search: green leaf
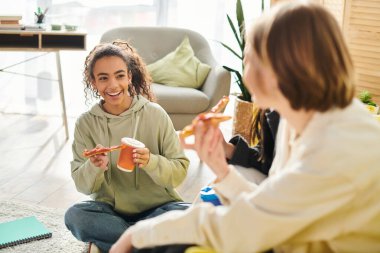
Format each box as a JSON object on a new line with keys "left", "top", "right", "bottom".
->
{"left": 219, "top": 41, "right": 243, "bottom": 60}
{"left": 236, "top": 0, "right": 245, "bottom": 53}
{"left": 223, "top": 65, "right": 239, "bottom": 73}
{"left": 220, "top": 0, "right": 265, "bottom": 102}
{"left": 359, "top": 90, "right": 377, "bottom": 106}
{"left": 227, "top": 14, "right": 242, "bottom": 49}
{"left": 223, "top": 65, "right": 251, "bottom": 101}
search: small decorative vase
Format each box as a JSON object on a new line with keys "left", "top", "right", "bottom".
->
{"left": 36, "top": 14, "right": 45, "bottom": 24}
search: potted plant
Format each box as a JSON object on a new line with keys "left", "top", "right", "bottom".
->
{"left": 220, "top": 0, "right": 263, "bottom": 142}
{"left": 34, "top": 7, "right": 48, "bottom": 24}
{"left": 359, "top": 90, "right": 379, "bottom": 115}
{"left": 221, "top": 0, "right": 251, "bottom": 101}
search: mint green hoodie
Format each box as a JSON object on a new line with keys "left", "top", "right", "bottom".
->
{"left": 71, "top": 95, "right": 189, "bottom": 215}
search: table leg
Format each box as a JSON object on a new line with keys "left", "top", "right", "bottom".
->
{"left": 55, "top": 51, "right": 69, "bottom": 140}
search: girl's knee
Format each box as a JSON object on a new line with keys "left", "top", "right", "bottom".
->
{"left": 64, "top": 203, "right": 90, "bottom": 228}
{"left": 64, "top": 205, "right": 80, "bottom": 228}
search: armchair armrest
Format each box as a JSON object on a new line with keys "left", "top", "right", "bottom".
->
{"left": 201, "top": 66, "right": 231, "bottom": 111}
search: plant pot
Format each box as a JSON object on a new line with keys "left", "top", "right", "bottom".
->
{"left": 232, "top": 96, "right": 259, "bottom": 144}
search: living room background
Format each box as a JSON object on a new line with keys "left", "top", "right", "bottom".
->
{"left": 0, "top": 0, "right": 268, "bottom": 118}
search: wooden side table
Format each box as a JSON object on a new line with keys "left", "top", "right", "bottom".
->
{"left": 0, "top": 30, "right": 87, "bottom": 140}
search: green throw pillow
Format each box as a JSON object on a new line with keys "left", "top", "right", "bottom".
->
{"left": 147, "top": 37, "right": 211, "bottom": 89}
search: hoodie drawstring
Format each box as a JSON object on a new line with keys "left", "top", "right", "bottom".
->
{"left": 100, "top": 97, "right": 142, "bottom": 189}
{"left": 104, "top": 117, "right": 112, "bottom": 184}
{"left": 133, "top": 112, "right": 140, "bottom": 190}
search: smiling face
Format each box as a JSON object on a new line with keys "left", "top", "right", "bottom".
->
{"left": 91, "top": 56, "right": 132, "bottom": 115}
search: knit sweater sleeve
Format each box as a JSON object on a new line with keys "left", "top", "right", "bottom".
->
{"left": 129, "top": 161, "right": 356, "bottom": 252}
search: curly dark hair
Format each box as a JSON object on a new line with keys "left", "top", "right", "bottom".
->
{"left": 83, "top": 40, "right": 155, "bottom": 105}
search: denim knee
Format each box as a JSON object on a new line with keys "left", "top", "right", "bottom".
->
{"left": 64, "top": 204, "right": 92, "bottom": 238}
{"left": 64, "top": 205, "right": 77, "bottom": 230}
{"left": 64, "top": 201, "right": 103, "bottom": 238}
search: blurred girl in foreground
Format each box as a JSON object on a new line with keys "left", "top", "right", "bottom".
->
{"left": 111, "top": 1, "right": 380, "bottom": 252}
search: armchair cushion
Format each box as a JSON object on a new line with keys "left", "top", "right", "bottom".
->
{"left": 147, "top": 37, "right": 211, "bottom": 89}
{"left": 152, "top": 83, "right": 209, "bottom": 114}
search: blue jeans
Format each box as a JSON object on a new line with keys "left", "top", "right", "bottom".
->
{"left": 64, "top": 201, "right": 190, "bottom": 252}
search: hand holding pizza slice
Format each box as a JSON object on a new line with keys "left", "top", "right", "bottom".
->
{"left": 179, "top": 96, "right": 231, "bottom": 139}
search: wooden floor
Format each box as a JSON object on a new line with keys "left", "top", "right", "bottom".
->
{"left": 0, "top": 109, "right": 233, "bottom": 210}
{"left": 0, "top": 115, "right": 85, "bottom": 209}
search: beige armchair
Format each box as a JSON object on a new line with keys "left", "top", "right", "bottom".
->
{"left": 100, "top": 26, "right": 231, "bottom": 130}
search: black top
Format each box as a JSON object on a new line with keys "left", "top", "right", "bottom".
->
{"left": 228, "top": 110, "right": 280, "bottom": 176}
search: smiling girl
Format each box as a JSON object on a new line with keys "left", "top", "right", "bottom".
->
{"left": 64, "top": 41, "right": 190, "bottom": 252}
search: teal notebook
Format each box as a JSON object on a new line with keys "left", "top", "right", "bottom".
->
{"left": 0, "top": 216, "right": 52, "bottom": 249}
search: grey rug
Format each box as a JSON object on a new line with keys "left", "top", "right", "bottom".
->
{"left": 0, "top": 200, "right": 87, "bottom": 253}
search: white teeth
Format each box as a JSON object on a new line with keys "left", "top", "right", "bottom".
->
{"left": 107, "top": 91, "right": 121, "bottom": 96}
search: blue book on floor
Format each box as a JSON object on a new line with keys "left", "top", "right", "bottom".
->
{"left": 0, "top": 216, "right": 52, "bottom": 249}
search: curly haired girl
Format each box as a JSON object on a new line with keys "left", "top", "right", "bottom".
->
{"left": 65, "top": 40, "right": 190, "bottom": 253}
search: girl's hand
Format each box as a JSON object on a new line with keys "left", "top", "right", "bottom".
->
{"left": 180, "top": 126, "right": 235, "bottom": 160}
{"left": 110, "top": 231, "right": 133, "bottom": 253}
{"left": 88, "top": 144, "right": 109, "bottom": 170}
{"left": 181, "top": 121, "right": 230, "bottom": 182}
{"left": 133, "top": 147, "right": 150, "bottom": 168}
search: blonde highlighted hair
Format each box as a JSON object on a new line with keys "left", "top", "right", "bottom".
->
{"left": 248, "top": 1, "right": 355, "bottom": 111}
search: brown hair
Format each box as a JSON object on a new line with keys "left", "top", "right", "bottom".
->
{"left": 249, "top": 1, "right": 354, "bottom": 111}
{"left": 83, "top": 40, "right": 155, "bottom": 104}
